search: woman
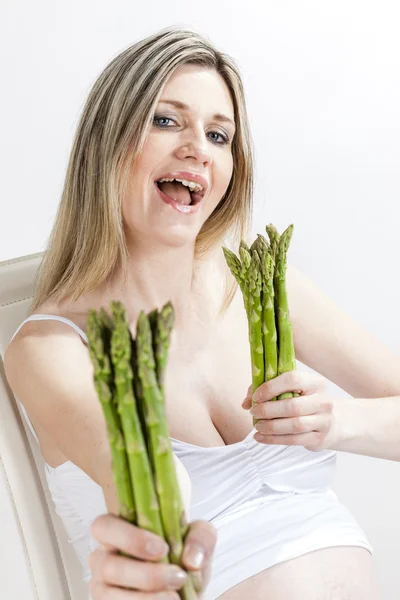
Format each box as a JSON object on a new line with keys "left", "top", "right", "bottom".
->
{"left": 5, "top": 25, "right": 400, "bottom": 599}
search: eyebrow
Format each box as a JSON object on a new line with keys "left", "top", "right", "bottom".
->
{"left": 158, "top": 99, "right": 236, "bottom": 128}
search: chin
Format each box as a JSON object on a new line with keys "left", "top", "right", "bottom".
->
{"left": 124, "top": 210, "right": 208, "bottom": 250}
{"left": 155, "top": 227, "right": 198, "bottom": 249}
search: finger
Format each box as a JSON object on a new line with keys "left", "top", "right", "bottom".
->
{"left": 93, "top": 548, "right": 188, "bottom": 592}
{"left": 90, "top": 514, "right": 169, "bottom": 562}
{"left": 253, "top": 371, "right": 325, "bottom": 403}
{"left": 241, "top": 385, "right": 253, "bottom": 409}
{"left": 90, "top": 581, "right": 180, "bottom": 600}
{"left": 254, "top": 430, "right": 313, "bottom": 446}
{"left": 241, "top": 396, "right": 252, "bottom": 410}
{"left": 254, "top": 430, "right": 326, "bottom": 452}
{"left": 250, "top": 394, "right": 330, "bottom": 420}
{"left": 181, "top": 519, "right": 217, "bottom": 573}
{"left": 255, "top": 414, "right": 324, "bottom": 436}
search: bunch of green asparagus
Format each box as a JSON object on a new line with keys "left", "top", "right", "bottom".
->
{"left": 223, "top": 223, "right": 300, "bottom": 426}
{"left": 86, "top": 301, "right": 199, "bottom": 600}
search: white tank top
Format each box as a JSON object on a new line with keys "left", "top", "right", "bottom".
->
{"left": 9, "top": 314, "right": 372, "bottom": 600}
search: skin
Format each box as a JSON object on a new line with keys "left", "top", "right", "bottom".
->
{"left": 12, "top": 65, "right": 381, "bottom": 598}
{"left": 110, "top": 62, "right": 236, "bottom": 331}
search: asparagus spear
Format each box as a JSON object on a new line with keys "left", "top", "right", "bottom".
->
{"left": 239, "top": 241, "right": 252, "bottom": 317}
{"left": 248, "top": 245, "right": 265, "bottom": 401}
{"left": 151, "top": 301, "right": 175, "bottom": 393}
{"left": 222, "top": 246, "right": 247, "bottom": 320}
{"left": 135, "top": 309, "right": 182, "bottom": 557}
{"left": 223, "top": 224, "right": 300, "bottom": 411}
{"left": 255, "top": 236, "right": 279, "bottom": 402}
{"left": 150, "top": 304, "right": 182, "bottom": 503}
{"left": 98, "top": 306, "right": 115, "bottom": 333}
{"left": 86, "top": 309, "right": 135, "bottom": 524}
{"left": 255, "top": 233, "right": 270, "bottom": 257}
{"left": 153, "top": 304, "right": 202, "bottom": 594}
{"left": 130, "top": 335, "right": 148, "bottom": 451}
{"left": 222, "top": 247, "right": 242, "bottom": 281}
{"left": 136, "top": 311, "right": 197, "bottom": 599}
{"left": 146, "top": 306, "right": 168, "bottom": 488}
{"left": 109, "top": 301, "right": 166, "bottom": 545}
{"left": 89, "top": 304, "right": 198, "bottom": 596}
{"left": 239, "top": 239, "right": 251, "bottom": 254}
{"left": 265, "top": 223, "right": 280, "bottom": 260}
{"left": 270, "top": 225, "right": 300, "bottom": 400}
{"left": 223, "top": 241, "right": 264, "bottom": 424}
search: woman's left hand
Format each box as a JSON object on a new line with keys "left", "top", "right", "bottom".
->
{"left": 242, "top": 370, "right": 341, "bottom": 452}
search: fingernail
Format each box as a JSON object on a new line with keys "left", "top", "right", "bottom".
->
{"left": 146, "top": 538, "right": 168, "bottom": 557}
{"left": 185, "top": 544, "right": 205, "bottom": 569}
{"left": 167, "top": 566, "right": 187, "bottom": 589}
{"left": 249, "top": 407, "right": 256, "bottom": 415}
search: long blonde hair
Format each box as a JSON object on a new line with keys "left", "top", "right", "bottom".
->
{"left": 30, "top": 25, "right": 255, "bottom": 315}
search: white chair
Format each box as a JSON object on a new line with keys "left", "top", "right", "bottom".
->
{"left": 0, "top": 252, "right": 88, "bottom": 600}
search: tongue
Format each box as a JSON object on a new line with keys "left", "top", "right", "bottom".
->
{"left": 158, "top": 181, "right": 192, "bottom": 205}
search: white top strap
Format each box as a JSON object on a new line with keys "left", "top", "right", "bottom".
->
{"left": 10, "top": 314, "right": 88, "bottom": 344}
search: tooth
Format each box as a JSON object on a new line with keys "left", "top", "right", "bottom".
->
{"left": 157, "top": 176, "right": 203, "bottom": 192}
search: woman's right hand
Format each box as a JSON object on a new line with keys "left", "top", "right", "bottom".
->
{"left": 88, "top": 514, "right": 217, "bottom": 599}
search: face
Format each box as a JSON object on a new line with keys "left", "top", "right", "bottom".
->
{"left": 122, "top": 64, "right": 236, "bottom": 250}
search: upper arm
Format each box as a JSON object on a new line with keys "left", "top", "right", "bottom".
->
{"left": 4, "top": 323, "right": 118, "bottom": 512}
{"left": 287, "top": 263, "right": 400, "bottom": 399}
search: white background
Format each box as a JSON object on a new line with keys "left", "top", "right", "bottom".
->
{"left": 1, "top": 1, "right": 400, "bottom": 598}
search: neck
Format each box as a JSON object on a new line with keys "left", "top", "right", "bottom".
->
{"left": 104, "top": 240, "right": 209, "bottom": 329}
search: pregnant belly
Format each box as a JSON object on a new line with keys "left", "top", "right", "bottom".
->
{"left": 215, "top": 546, "right": 376, "bottom": 600}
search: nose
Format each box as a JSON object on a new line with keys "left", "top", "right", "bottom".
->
{"left": 175, "top": 127, "right": 213, "bottom": 166}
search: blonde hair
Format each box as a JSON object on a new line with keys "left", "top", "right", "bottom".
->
{"left": 29, "top": 25, "right": 255, "bottom": 316}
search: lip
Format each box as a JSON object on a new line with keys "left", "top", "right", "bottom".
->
{"left": 154, "top": 181, "right": 202, "bottom": 214}
{"left": 155, "top": 171, "right": 209, "bottom": 197}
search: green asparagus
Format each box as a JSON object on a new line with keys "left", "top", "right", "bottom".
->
{"left": 86, "top": 310, "right": 135, "bottom": 524}
{"left": 87, "top": 302, "right": 198, "bottom": 599}
{"left": 248, "top": 244, "right": 265, "bottom": 402}
{"left": 109, "top": 302, "right": 166, "bottom": 542}
{"left": 266, "top": 225, "right": 300, "bottom": 400}
{"left": 254, "top": 236, "right": 279, "bottom": 402}
{"left": 136, "top": 310, "right": 197, "bottom": 599}
{"left": 223, "top": 222, "right": 300, "bottom": 417}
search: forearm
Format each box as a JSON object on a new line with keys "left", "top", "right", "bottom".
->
{"left": 329, "top": 395, "right": 400, "bottom": 462}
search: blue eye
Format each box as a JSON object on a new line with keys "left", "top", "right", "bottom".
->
{"left": 153, "top": 115, "right": 230, "bottom": 145}
{"left": 153, "top": 116, "right": 172, "bottom": 127}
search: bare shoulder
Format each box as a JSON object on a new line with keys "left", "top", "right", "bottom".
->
{"left": 6, "top": 303, "right": 85, "bottom": 356}
{"left": 3, "top": 305, "right": 115, "bottom": 491}
{"left": 4, "top": 306, "right": 92, "bottom": 402}
{"left": 6, "top": 290, "right": 93, "bottom": 359}
{"left": 4, "top": 296, "right": 91, "bottom": 408}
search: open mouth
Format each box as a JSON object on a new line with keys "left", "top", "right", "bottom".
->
{"left": 155, "top": 178, "right": 205, "bottom": 207}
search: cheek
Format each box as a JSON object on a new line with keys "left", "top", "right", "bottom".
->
{"left": 131, "top": 152, "right": 153, "bottom": 180}
{"left": 130, "top": 133, "right": 162, "bottom": 176}
{"left": 121, "top": 174, "right": 145, "bottom": 228}
{"left": 140, "top": 132, "right": 171, "bottom": 167}
{"left": 214, "top": 158, "right": 233, "bottom": 199}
